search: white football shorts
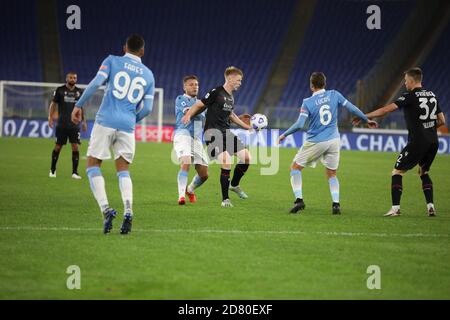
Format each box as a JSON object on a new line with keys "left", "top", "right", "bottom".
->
{"left": 173, "top": 134, "right": 208, "bottom": 166}
{"left": 293, "top": 138, "right": 340, "bottom": 170}
{"left": 87, "top": 123, "right": 135, "bottom": 163}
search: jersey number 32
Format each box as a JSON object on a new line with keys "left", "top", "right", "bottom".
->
{"left": 418, "top": 97, "right": 437, "bottom": 121}
{"left": 112, "top": 71, "right": 147, "bottom": 104}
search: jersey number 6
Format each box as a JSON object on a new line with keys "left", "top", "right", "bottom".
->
{"left": 112, "top": 71, "right": 147, "bottom": 104}
{"left": 320, "top": 105, "right": 332, "bottom": 125}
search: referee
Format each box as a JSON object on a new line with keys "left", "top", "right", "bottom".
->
{"left": 182, "top": 66, "right": 253, "bottom": 207}
{"left": 48, "top": 72, "right": 87, "bottom": 179}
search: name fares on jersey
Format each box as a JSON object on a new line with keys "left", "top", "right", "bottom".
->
{"left": 124, "top": 62, "right": 144, "bottom": 75}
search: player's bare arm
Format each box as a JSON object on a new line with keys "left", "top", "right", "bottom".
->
{"left": 352, "top": 103, "right": 397, "bottom": 126}
{"left": 366, "top": 103, "right": 398, "bottom": 119}
{"left": 230, "top": 112, "right": 251, "bottom": 130}
{"left": 71, "top": 106, "right": 83, "bottom": 125}
{"left": 365, "top": 119, "right": 379, "bottom": 128}
{"left": 189, "top": 105, "right": 206, "bottom": 117}
{"left": 238, "top": 113, "right": 251, "bottom": 125}
{"left": 81, "top": 109, "right": 88, "bottom": 132}
{"left": 352, "top": 117, "right": 380, "bottom": 128}
{"left": 48, "top": 101, "right": 57, "bottom": 128}
{"left": 437, "top": 112, "right": 446, "bottom": 128}
{"left": 182, "top": 100, "right": 205, "bottom": 124}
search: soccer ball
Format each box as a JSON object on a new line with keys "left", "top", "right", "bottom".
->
{"left": 250, "top": 113, "right": 268, "bottom": 130}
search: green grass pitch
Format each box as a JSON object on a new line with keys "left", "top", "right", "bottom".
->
{"left": 0, "top": 137, "right": 449, "bottom": 299}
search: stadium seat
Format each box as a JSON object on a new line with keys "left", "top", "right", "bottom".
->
{"left": 56, "top": 0, "right": 297, "bottom": 114}
{"left": 278, "top": 0, "right": 412, "bottom": 114}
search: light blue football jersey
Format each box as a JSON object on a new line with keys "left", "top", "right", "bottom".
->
{"left": 174, "top": 94, "right": 205, "bottom": 138}
{"left": 301, "top": 89, "right": 350, "bottom": 143}
{"left": 95, "top": 53, "right": 155, "bottom": 133}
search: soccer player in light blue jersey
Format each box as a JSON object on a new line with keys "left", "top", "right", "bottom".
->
{"left": 71, "top": 35, "right": 155, "bottom": 234}
{"left": 278, "top": 72, "right": 377, "bottom": 214}
{"left": 173, "top": 75, "right": 209, "bottom": 205}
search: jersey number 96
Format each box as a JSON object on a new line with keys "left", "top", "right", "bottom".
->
{"left": 112, "top": 71, "right": 147, "bottom": 104}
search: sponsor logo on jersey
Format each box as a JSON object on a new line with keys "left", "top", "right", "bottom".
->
{"left": 223, "top": 103, "right": 233, "bottom": 111}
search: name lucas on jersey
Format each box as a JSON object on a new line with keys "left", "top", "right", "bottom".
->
{"left": 124, "top": 62, "right": 143, "bottom": 75}
{"left": 315, "top": 96, "right": 330, "bottom": 105}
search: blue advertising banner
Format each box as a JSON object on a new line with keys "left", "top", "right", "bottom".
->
{"left": 231, "top": 128, "right": 450, "bottom": 154}
{"left": 2, "top": 118, "right": 450, "bottom": 154}
{"left": 2, "top": 118, "right": 92, "bottom": 140}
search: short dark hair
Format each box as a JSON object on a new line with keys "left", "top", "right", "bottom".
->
{"left": 310, "top": 72, "right": 326, "bottom": 89}
{"left": 66, "top": 71, "right": 77, "bottom": 76}
{"left": 405, "top": 67, "right": 423, "bottom": 83}
{"left": 126, "top": 34, "right": 145, "bottom": 53}
{"left": 183, "top": 75, "right": 199, "bottom": 83}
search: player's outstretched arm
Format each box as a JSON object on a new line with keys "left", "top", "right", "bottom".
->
{"left": 278, "top": 112, "right": 308, "bottom": 144}
{"left": 335, "top": 91, "right": 375, "bottom": 127}
{"left": 71, "top": 74, "right": 107, "bottom": 124}
{"left": 189, "top": 103, "right": 206, "bottom": 118}
{"left": 352, "top": 117, "right": 379, "bottom": 128}
{"left": 182, "top": 101, "right": 205, "bottom": 124}
{"left": 230, "top": 112, "right": 252, "bottom": 130}
{"left": 352, "top": 103, "right": 397, "bottom": 127}
{"left": 351, "top": 116, "right": 378, "bottom": 128}
{"left": 75, "top": 74, "right": 107, "bottom": 109}
{"left": 365, "top": 103, "right": 398, "bottom": 119}
{"left": 366, "top": 119, "right": 379, "bottom": 128}
{"left": 342, "top": 100, "right": 369, "bottom": 123}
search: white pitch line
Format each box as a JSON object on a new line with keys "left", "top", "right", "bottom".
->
{"left": 0, "top": 226, "right": 448, "bottom": 238}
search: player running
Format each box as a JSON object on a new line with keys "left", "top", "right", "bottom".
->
{"left": 71, "top": 35, "right": 155, "bottom": 234}
{"left": 173, "top": 75, "right": 209, "bottom": 205}
{"left": 353, "top": 67, "right": 446, "bottom": 217}
{"left": 182, "top": 66, "right": 252, "bottom": 208}
{"left": 48, "top": 72, "right": 87, "bottom": 179}
{"left": 278, "top": 72, "right": 377, "bottom": 214}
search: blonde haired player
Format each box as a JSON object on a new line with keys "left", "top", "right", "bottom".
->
{"left": 182, "top": 67, "right": 252, "bottom": 208}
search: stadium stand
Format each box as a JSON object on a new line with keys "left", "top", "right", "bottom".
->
{"left": 1, "top": 0, "right": 448, "bottom": 131}
{"left": 56, "top": 0, "right": 296, "bottom": 113}
{"left": 421, "top": 22, "right": 450, "bottom": 123}
{"left": 275, "top": 0, "right": 413, "bottom": 122}
{"left": 0, "top": 0, "right": 42, "bottom": 81}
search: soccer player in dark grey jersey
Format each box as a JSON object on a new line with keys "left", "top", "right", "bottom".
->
{"left": 48, "top": 72, "right": 87, "bottom": 179}
{"left": 182, "top": 67, "right": 253, "bottom": 208}
{"left": 354, "top": 68, "right": 446, "bottom": 217}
